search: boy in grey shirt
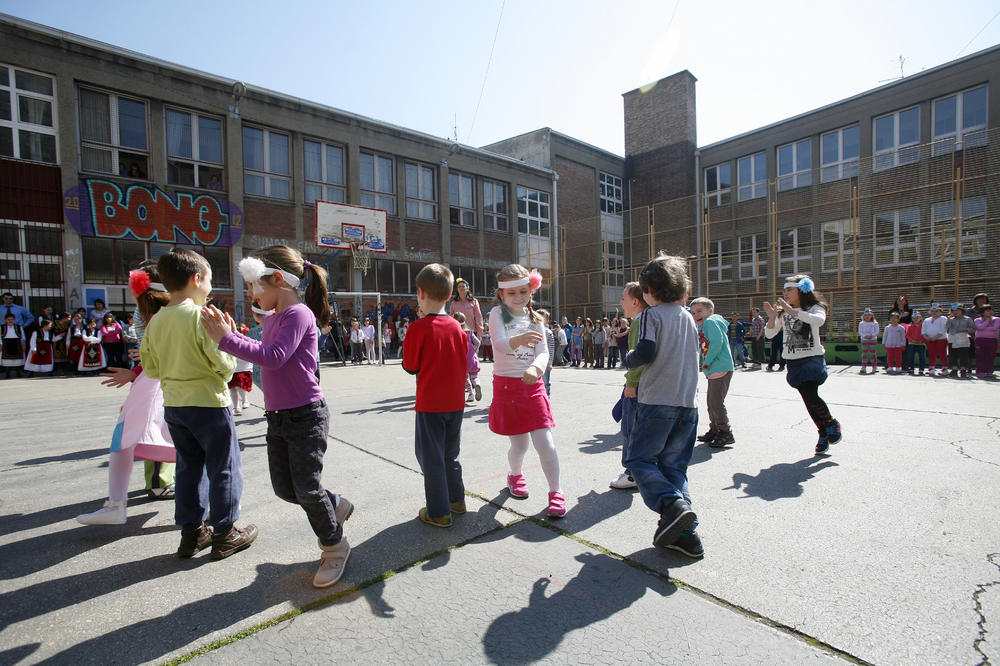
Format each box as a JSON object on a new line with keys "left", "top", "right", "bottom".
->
{"left": 947, "top": 304, "right": 974, "bottom": 377}
{"left": 622, "top": 253, "right": 703, "bottom": 558}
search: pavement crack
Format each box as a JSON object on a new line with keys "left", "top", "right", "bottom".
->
{"left": 972, "top": 552, "right": 1000, "bottom": 665}
{"left": 945, "top": 440, "right": 1000, "bottom": 469}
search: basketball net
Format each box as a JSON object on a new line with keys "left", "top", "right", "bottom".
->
{"left": 351, "top": 242, "right": 373, "bottom": 276}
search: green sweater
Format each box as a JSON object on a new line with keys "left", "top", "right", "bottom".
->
{"left": 624, "top": 317, "right": 645, "bottom": 388}
{"left": 140, "top": 299, "right": 235, "bottom": 407}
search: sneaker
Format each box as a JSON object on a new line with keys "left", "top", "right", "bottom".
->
{"left": 709, "top": 431, "right": 735, "bottom": 448}
{"left": 313, "top": 538, "right": 350, "bottom": 588}
{"left": 177, "top": 523, "right": 212, "bottom": 558}
{"left": 474, "top": 384, "right": 482, "bottom": 401}
{"left": 826, "top": 419, "right": 842, "bottom": 445}
{"left": 242, "top": 400, "right": 250, "bottom": 409}
{"left": 147, "top": 484, "right": 175, "bottom": 500}
{"left": 334, "top": 496, "right": 354, "bottom": 526}
{"left": 418, "top": 507, "right": 452, "bottom": 528}
{"left": 609, "top": 471, "right": 637, "bottom": 489}
{"left": 666, "top": 531, "right": 704, "bottom": 558}
{"left": 507, "top": 473, "right": 529, "bottom": 498}
{"left": 211, "top": 523, "right": 259, "bottom": 560}
{"left": 696, "top": 428, "right": 717, "bottom": 443}
{"left": 76, "top": 500, "right": 126, "bottom": 526}
{"left": 653, "top": 498, "right": 697, "bottom": 548}
{"left": 815, "top": 435, "right": 830, "bottom": 454}
{"left": 547, "top": 491, "right": 567, "bottom": 518}
{"left": 233, "top": 407, "right": 242, "bottom": 416}
{"left": 450, "top": 500, "right": 467, "bottom": 515}
{"left": 466, "top": 393, "right": 474, "bottom": 403}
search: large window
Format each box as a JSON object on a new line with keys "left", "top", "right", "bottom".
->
{"left": 777, "top": 139, "right": 811, "bottom": 191}
{"left": 874, "top": 107, "right": 920, "bottom": 171}
{"left": 405, "top": 162, "right": 437, "bottom": 221}
{"left": 737, "top": 152, "right": 766, "bottom": 201}
{"left": 779, "top": 226, "right": 812, "bottom": 275}
{"left": 931, "top": 197, "right": 986, "bottom": 261}
{"left": 79, "top": 87, "right": 148, "bottom": 178}
{"left": 483, "top": 180, "right": 507, "bottom": 231}
{"left": 166, "top": 108, "right": 224, "bottom": 189}
{"left": 242, "top": 126, "right": 290, "bottom": 199}
{"left": 83, "top": 239, "right": 232, "bottom": 288}
{"left": 449, "top": 172, "right": 475, "bottom": 227}
{"left": 604, "top": 239, "right": 624, "bottom": 287}
{"left": 600, "top": 172, "right": 623, "bottom": 214}
{"left": 704, "top": 163, "right": 731, "bottom": 206}
{"left": 933, "top": 85, "right": 988, "bottom": 155}
{"left": 374, "top": 260, "right": 415, "bottom": 294}
{"left": 738, "top": 233, "right": 767, "bottom": 279}
{"left": 452, "top": 265, "right": 491, "bottom": 297}
{"left": 304, "top": 140, "right": 345, "bottom": 205}
{"left": 516, "top": 187, "right": 550, "bottom": 237}
{"left": 360, "top": 151, "right": 396, "bottom": 214}
{"left": 820, "top": 125, "right": 859, "bottom": 183}
{"left": 0, "top": 65, "right": 57, "bottom": 163}
{"left": 708, "top": 239, "right": 733, "bottom": 283}
{"left": 820, "top": 220, "right": 858, "bottom": 273}
{"left": 874, "top": 209, "right": 919, "bottom": 267}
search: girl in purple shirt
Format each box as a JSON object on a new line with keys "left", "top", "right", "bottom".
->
{"left": 201, "top": 245, "right": 352, "bottom": 589}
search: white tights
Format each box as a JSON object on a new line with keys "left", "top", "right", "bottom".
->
{"left": 108, "top": 447, "right": 135, "bottom": 503}
{"left": 229, "top": 387, "right": 247, "bottom": 408}
{"left": 507, "top": 428, "right": 561, "bottom": 492}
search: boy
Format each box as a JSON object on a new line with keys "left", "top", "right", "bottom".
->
{"left": 947, "top": 304, "right": 974, "bottom": 377}
{"left": 141, "top": 248, "right": 257, "bottom": 560}
{"left": 689, "top": 298, "right": 736, "bottom": 448}
{"left": 610, "top": 282, "right": 648, "bottom": 490}
{"left": 403, "top": 263, "right": 469, "bottom": 528}
{"left": 749, "top": 307, "right": 766, "bottom": 368}
{"left": 727, "top": 312, "right": 747, "bottom": 368}
{"left": 622, "top": 255, "right": 703, "bottom": 558}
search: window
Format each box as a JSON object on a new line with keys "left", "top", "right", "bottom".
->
{"left": 405, "top": 162, "right": 437, "bottom": 220}
{"left": 166, "top": 108, "right": 224, "bottom": 189}
{"left": 304, "top": 139, "right": 345, "bottom": 205}
{"left": 933, "top": 85, "right": 988, "bottom": 155}
{"left": 242, "top": 126, "right": 290, "bottom": 199}
{"left": 83, "top": 239, "right": 231, "bottom": 287}
{"left": 483, "top": 180, "right": 507, "bottom": 231}
{"left": 0, "top": 65, "right": 57, "bottom": 163}
{"left": 820, "top": 220, "right": 858, "bottom": 273}
{"left": 704, "top": 163, "right": 731, "bottom": 206}
{"left": 779, "top": 226, "right": 813, "bottom": 275}
{"left": 737, "top": 152, "right": 766, "bottom": 201}
{"left": 372, "top": 260, "right": 414, "bottom": 293}
{"left": 604, "top": 239, "right": 624, "bottom": 287}
{"left": 874, "top": 209, "right": 919, "bottom": 267}
{"left": 708, "top": 239, "right": 733, "bottom": 283}
{"left": 449, "top": 172, "right": 475, "bottom": 227}
{"left": 738, "top": 234, "right": 768, "bottom": 279}
{"left": 516, "top": 186, "right": 550, "bottom": 237}
{"left": 931, "top": 197, "right": 986, "bottom": 261}
{"left": 599, "top": 172, "right": 623, "bottom": 214}
{"left": 452, "top": 265, "right": 489, "bottom": 297}
{"left": 79, "top": 87, "right": 148, "bottom": 177}
{"left": 874, "top": 107, "right": 920, "bottom": 171}
{"left": 360, "top": 151, "right": 396, "bottom": 214}
{"left": 777, "top": 140, "right": 811, "bottom": 191}
{"left": 820, "top": 125, "right": 859, "bottom": 182}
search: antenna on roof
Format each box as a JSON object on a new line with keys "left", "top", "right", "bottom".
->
{"left": 878, "top": 56, "right": 906, "bottom": 83}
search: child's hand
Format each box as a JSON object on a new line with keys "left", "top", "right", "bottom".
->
{"left": 127, "top": 348, "right": 142, "bottom": 363}
{"left": 100, "top": 367, "right": 137, "bottom": 388}
{"left": 510, "top": 331, "right": 543, "bottom": 349}
{"left": 522, "top": 366, "right": 542, "bottom": 385}
{"left": 763, "top": 301, "right": 777, "bottom": 319}
{"left": 776, "top": 297, "right": 796, "bottom": 314}
{"left": 200, "top": 305, "right": 234, "bottom": 342}
{"left": 623, "top": 386, "right": 637, "bottom": 398}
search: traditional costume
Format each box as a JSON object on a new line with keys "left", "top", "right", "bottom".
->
{"left": 52, "top": 318, "right": 71, "bottom": 370}
{"left": 24, "top": 328, "right": 63, "bottom": 373}
{"left": 2, "top": 323, "right": 26, "bottom": 373}
{"left": 77, "top": 328, "right": 106, "bottom": 372}
{"left": 67, "top": 323, "right": 86, "bottom": 367}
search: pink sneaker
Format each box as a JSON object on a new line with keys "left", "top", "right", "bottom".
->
{"left": 547, "top": 491, "right": 566, "bottom": 518}
{"left": 507, "top": 474, "right": 529, "bottom": 498}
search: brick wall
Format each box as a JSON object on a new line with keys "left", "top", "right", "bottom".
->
{"left": 484, "top": 232, "right": 512, "bottom": 262}
{"left": 451, "top": 226, "right": 479, "bottom": 258}
{"left": 405, "top": 221, "right": 440, "bottom": 254}
{"left": 244, "top": 199, "right": 296, "bottom": 240}
{"left": 623, "top": 71, "right": 697, "bottom": 157}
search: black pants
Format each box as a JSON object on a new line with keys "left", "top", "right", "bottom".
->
{"left": 415, "top": 410, "right": 465, "bottom": 519}
{"left": 950, "top": 347, "right": 971, "bottom": 370}
{"left": 768, "top": 332, "right": 784, "bottom": 369}
{"left": 796, "top": 381, "right": 834, "bottom": 434}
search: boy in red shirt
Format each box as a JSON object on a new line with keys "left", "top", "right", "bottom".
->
{"left": 403, "top": 264, "right": 469, "bottom": 527}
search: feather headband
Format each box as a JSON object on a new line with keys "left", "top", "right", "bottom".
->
{"left": 128, "top": 270, "right": 167, "bottom": 298}
{"left": 238, "top": 256, "right": 300, "bottom": 288}
{"left": 498, "top": 269, "right": 544, "bottom": 292}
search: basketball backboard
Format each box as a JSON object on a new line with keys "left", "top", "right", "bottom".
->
{"left": 315, "top": 201, "right": 387, "bottom": 253}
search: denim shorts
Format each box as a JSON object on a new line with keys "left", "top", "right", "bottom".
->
{"left": 785, "top": 355, "right": 827, "bottom": 388}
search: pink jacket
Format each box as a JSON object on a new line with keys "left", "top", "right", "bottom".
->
{"left": 449, "top": 298, "right": 484, "bottom": 338}
{"left": 974, "top": 317, "right": 1000, "bottom": 340}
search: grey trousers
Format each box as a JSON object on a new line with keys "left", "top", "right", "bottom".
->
{"left": 706, "top": 371, "right": 733, "bottom": 433}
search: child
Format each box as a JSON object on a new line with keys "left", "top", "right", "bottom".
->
{"left": 764, "top": 274, "right": 841, "bottom": 454}
{"left": 607, "top": 318, "right": 620, "bottom": 368}
{"left": 203, "top": 247, "right": 352, "bottom": 586}
{"left": 570, "top": 317, "right": 584, "bottom": 367}
{"left": 362, "top": 316, "right": 376, "bottom": 363}
{"left": 621, "top": 254, "right": 702, "bottom": 557}
{"left": 537, "top": 309, "right": 555, "bottom": 395}
{"left": 382, "top": 321, "right": 393, "bottom": 360}
{"left": 727, "top": 313, "right": 747, "bottom": 368}
{"left": 582, "top": 318, "right": 595, "bottom": 368}
{"left": 402, "top": 263, "right": 469, "bottom": 528}
{"left": 688, "top": 297, "right": 736, "bottom": 448}
{"left": 141, "top": 248, "right": 257, "bottom": 561}
{"left": 857, "top": 308, "right": 880, "bottom": 374}
{"left": 452, "top": 311, "right": 482, "bottom": 402}
{"left": 481, "top": 323, "right": 494, "bottom": 362}
{"left": 396, "top": 317, "right": 408, "bottom": 359}
{"left": 100, "top": 312, "right": 126, "bottom": 369}
{"left": 66, "top": 313, "right": 86, "bottom": 372}
{"left": 123, "top": 312, "right": 139, "bottom": 367}
{"left": 78, "top": 319, "right": 106, "bottom": 372}
{"left": 905, "top": 311, "right": 928, "bottom": 375}
{"left": 488, "top": 264, "right": 564, "bottom": 518}
{"left": 228, "top": 353, "right": 253, "bottom": 415}
{"left": 947, "top": 305, "right": 974, "bottom": 377}
{"left": 882, "top": 312, "right": 907, "bottom": 374}
{"left": 1, "top": 313, "right": 25, "bottom": 378}
{"left": 553, "top": 323, "right": 566, "bottom": 367}
{"left": 609, "top": 283, "right": 647, "bottom": 490}
{"left": 349, "top": 318, "right": 365, "bottom": 364}
{"left": 593, "top": 319, "right": 606, "bottom": 369}
{"left": 749, "top": 308, "right": 766, "bottom": 368}
{"left": 974, "top": 305, "right": 999, "bottom": 378}
{"left": 924, "top": 304, "right": 949, "bottom": 376}
{"left": 24, "top": 318, "right": 63, "bottom": 376}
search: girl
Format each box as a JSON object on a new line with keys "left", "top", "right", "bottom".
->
{"left": 1, "top": 312, "right": 25, "bottom": 378}
{"left": 905, "top": 312, "right": 928, "bottom": 375}
{"left": 123, "top": 312, "right": 139, "bottom": 368}
{"left": 450, "top": 277, "right": 484, "bottom": 338}
{"left": 362, "top": 316, "right": 376, "bottom": 364}
{"left": 488, "top": 264, "right": 564, "bottom": 518}
{"left": 601, "top": 318, "right": 612, "bottom": 368}
{"left": 349, "top": 318, "right": 365, "bottom": 364}
{"left": 24, "top": 318, "right": 62, "bottom": 376}
{"left": 77, "top": 265, "right": 177, "bottom": 525}
{"left": 974, "top": 305, "right": 999, "bottom": 378}
{"left": 764, "top": 275, "right": 842, "bottom": 454}
{"left": 66, "top": 312, "right": 86, "bottom": 372}
{"left": 570, "top": 317, "right": 584, "bottom": 367}
{"left": 100, "top": 312, "right": 125, "bottom": 368}
{"left": 616, "top": 317, "right": 630, "bottom": 367}
{"left": 582, "top": 318, "right": 595, "bottom": 368}
{"left": 382, "top": 320, "right": 393, "bottom": 360}
{"left": 481, "top": 323, "right": 493, "bottom": 362}
{"left": 857, "top": 308, "right": 879, "bottom": 374}
{"left": 923, "top": 304, "right": 949, "bottom": 376}
{"left": 593, "top": 319, "right": 606, "bottom": 368}
{"left": 396, "top": 317, "right": 408, "bottom": 359}
{"left": 453, "top": 312, "right": 482, "bottom": 402}
{"left": 882, "top": 312, "right": 907, "bottom": 374}
{"left": 229, "top": 353, "right": 253, "bottom": 416}
{"left": 202, "top": 246, "right": 353, "bottom": 589}
{"left": 78, "top": 319, "right": 106, "bottom": 372}
{"left": 608, "top": 317, "right": 621, "bottom": 368}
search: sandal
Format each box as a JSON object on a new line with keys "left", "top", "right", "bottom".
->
{"left": 507, "top": 474, "right": 529, "bottom": 499}
{"left": 547, "top": 491, "right": 566, "bottom": 518}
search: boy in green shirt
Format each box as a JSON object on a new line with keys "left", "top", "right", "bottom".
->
{"left": 610, "top": 282, "right": 648, "bottom": 490}
{"left": 141, "top": 248, "right": 257, "bottom": 560}
{"left": 689, "top": 297, "right": 736, "bottom": 448}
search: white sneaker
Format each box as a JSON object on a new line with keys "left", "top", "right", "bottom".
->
{"left": 609, "top": 471, "right": 637, "bottom": 489}
{"left": 76, "top": 500, "right": 126, "bottom": 525}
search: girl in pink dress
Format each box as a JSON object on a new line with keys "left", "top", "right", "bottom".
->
{"left": 449, "top": 278, "right": 484, "bottom": 338}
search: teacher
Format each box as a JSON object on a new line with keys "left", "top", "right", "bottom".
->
{"left": 449, "top": 278, "right": 483, "bottom": 338}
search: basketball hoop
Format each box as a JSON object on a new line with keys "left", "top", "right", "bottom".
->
{"left": 351, "top": 242, "right": 373, "bottom": 276}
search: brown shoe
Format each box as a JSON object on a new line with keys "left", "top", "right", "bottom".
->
{"left": 449, "top": 500, "right": 467, "bottom": 515}
{"left": 313, "top": 538, "right": 351, "bottom": 588}
{"left": 211, "top": 523, "right": 259, "bottom": 560}
{"left": 177, "top": 523, "right": 212, "bottom": 559}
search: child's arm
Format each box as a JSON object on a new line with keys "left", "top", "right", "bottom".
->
{"left": 488, "top": 307, "right": 542, "bottom": 354}
{"left": 623, "top": 310, "right": 655, "bottom": 369}
{"left": 469, "top": 332, "right": 481, "bottom": 352}
{"left": 763, "top": 302, "right": 783, "bottom": 338}
{"left": 214, "top": 308, "right": 306, "bottom": 370}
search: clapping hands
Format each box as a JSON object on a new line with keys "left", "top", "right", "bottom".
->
{"left": 200, "top": 304, "right": 237, "bottom": 342}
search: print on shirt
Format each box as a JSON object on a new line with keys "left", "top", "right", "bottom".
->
{"left": 504, "top": 318, "right": 535, "bottom": 363}
{"left": 784, "top": 314, "right": 814, "bottom": 354}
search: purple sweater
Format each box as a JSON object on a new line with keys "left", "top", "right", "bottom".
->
{"left": 218, "top": 303, "right": 323, "bottom": 411}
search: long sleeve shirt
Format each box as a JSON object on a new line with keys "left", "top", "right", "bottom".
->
{"left": 488, "top": 306, "right": 548, "bottom": 378}
{"left": 882, "top": 324, "right": 907, "bottom": 348}
{"left": 858, "top": 320, "right": 880, "bottom": 341}
{"left": 449, "top": 298, "right": 484, "bottom": 338}
{"left": 946, "top": 316, "right": 974, "bottom": 348}
{"left": 974, "top": 317, "right": 1000, "bottom": 341}
{"left": 764, "top": 304, "right": 827, "bottom": 360}
{"left": 921, "top": 315, "right": 948, "bottom": 341}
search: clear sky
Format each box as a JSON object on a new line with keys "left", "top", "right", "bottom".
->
{"left": 2, "top": 0, "right": 999, "bottom": 155}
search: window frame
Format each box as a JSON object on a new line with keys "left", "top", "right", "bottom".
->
{"left": 603, "top": 238, "right": 625, "bottom": 288}
{"left": 778, "top": 225, "right": 813, "bottom": 275}
{"left": 516, "top": 186, "right": 551, "bottom": 238}
{"left": 78, "top": 86, "right": 149, "bottom": 178}
{"left": 0, "top": 64, "right": 58, "bottom": 164}
{"left": 873, "top": 208, "right": 920, "bottom": 267}
{"left": 448, "top": 171, "right": 476, "bottom": 227}
{"left": 404, "top": 161, "right": 437, "bottom": 221}
{"left": 932, "top": 85, "right": 988, "bottom": 155}
{"left": 820, "top": 124, "right": 860, "bottom": 183}
{"left": 359, "top": 150, "right": 396, "bottom": 215}
{"left": 483, "top": 179, "right": 508, "bottom": 232}
{"left": 165, "top": 106, "right": 225, "bottom": 190}
{"left": 704, "top": 163, "right": 732, "bottom": 207}
{"left": 777, "top": 139, "right": 811, "bottom": 191}
{"left": 242, "top": 125, "right": 291, "bottom": 200}
{"left": 873, "top": 106, "right": 920, "bottom": 172}
{"left": 820, "top": 219, "right": 858, "bottom": 273}
{"left": 599, "top": 172, "right": 623, "bottom": 214}
{"left": 707, "top": 238, "right": 733, "bottom": 284}
{"left": 930, "top": 197, "right": 987, "bottom": 261}
{"left": 738, "top": 233, "right": 768, "bottom": 280}
{"left": 303, "top": 138, "right": 346, "bottom": 206}
{"left": 737, "top": 152, "right": 767, "bottom": 202}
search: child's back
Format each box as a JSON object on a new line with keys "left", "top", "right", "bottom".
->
{"left": 636, "top": 304, "right": 699, "bottom": 408}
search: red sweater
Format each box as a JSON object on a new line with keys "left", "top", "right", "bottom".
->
{"left": 402, "top": 314, "right": 468, "bottom": 412}
{"left": 904, "top": 322, "right": 925, "bottom": 345}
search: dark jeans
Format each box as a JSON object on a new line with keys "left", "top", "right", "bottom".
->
{"left": 103, "top": 341, "right": 125, "bottom": 368}
{"left": 768, "top": 332, "right": 784, "bottom": 369}
{"left": 905, "top": 343, "right": 927, "bottom": 372}
{"left": 751, "top": 337, "right": 765, "bottom": 364}
{"left": 164, "top": 406, "right": 243, "bottom": 531}
{"left": 620, "top": 394, "right": 638, "bottom": 469}
{"left": 609, "top": 345, "right": 620, "bottom": 367}
{"left": 950, "top": 346, "right": 970, "bottom": 370}
{"left": 414, "top": 410, "right": 465, "bottom": 519}
{"left": 795, "top": 381, "right": 834, "bottom": 435}
{"left": 265, "top": 399, "right": 342, "bottom": 546}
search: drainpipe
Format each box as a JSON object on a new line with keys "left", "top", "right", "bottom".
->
{"left": 694, "top": 149, "right": 703, "bottom": 294}
{"left": 551, "top": 171, "right": 560, "bottom": 318}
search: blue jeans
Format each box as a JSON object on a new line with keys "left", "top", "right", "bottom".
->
{"left": 624, "top": 403, "right": 697, "bottom": 528}
{"left": 620, "top": 394, "right": 638, "bottom": 469}
{"left": 164, "top": 406, "right": 244, "bottom": 531}
{"left": 729, "top": 339, "right": 747, "bottom": 365}
{"left": 608, "top": 346, "right": 620, "bottom": 366}
{"left": 905, "top": 343, "right": 927, "bottom": 372}
{"left": 414, "top": 410, "right": 465, "bottom": 519}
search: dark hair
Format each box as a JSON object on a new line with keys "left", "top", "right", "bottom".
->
{"left": 254, "top": 246, "right": 330, "bottom": 326}
{"left": 94, "top": 299, "right": 105, "bottom": 307}
{"left": 455, "top": 278, "right": 476, "bottom": 302}
{"left": 2, "top": 292, "right": 11, "bottom": 298}
{"left": 416, "top": 263, "right": 454, "bottom": 302}
{"left": 158, "top": 248, "right": 211, "bottom": 292}
{"left": 103, "top": 312, "right": 115, "bottom": 322}
{"left": 39, "top": 318, "right": 52, "bottom": 328}
{"left": 786, "top": 274, "right": 828, "bottom": 311}
{"left": 638, "top": 253, "right": 690, "bottom": 304}
{"left": 536, "top": 308, "right": 551, "bottom": 321}
{"left": 134, "top": 259, "right": 171, "bottom": 323}
{"left": 973, "top": 292, "right": 989, "bottom": 306}
{"left": 494, "top": 264, "right": 543, "bottom": 323}
{"left": 4, "top": 313, "right": 14, "bottom": 320}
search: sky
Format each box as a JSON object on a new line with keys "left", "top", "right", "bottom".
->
{"left": 2, "top": 0, "right": 999, "bottom": 155}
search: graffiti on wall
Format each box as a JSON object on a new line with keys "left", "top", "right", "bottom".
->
{"left": 64, "top": 179, "right": 244, "bottom": 247}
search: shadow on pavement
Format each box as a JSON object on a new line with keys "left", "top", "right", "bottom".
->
{"left": 16, "top": 448, "right": 108, "bottom": 466}
{"left": 0, "top": 491, "right": 149, "bottom": 537}
{"left": 577, "top": 432, "right": 620, "bottom": 455}
{"left": 724, "top": 457, "right": 839, "bottom": 501}
{"left": 476, "top": 488, "right": 634, "bottom": 544}
{"left": 341, "top": 395, "right": 414, "bottom": 416}
{"left": 0, "top": 642, "right": 40, "bottom": 664}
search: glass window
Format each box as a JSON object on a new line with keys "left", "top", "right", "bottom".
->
{"left": 599, "top": 172, "right": 623, "bottom": 214}
{"left": 242, "top": 126, "right": 290, "bottom": 199}
{"left": 167, "top": 108, "right": 224, "bottom": 190}
{"left": 405, "top": 162, "right": 436, "bottom": 221}
{"left": 820, "top": 220, "right": 858, "bottom": 273}
{"left": 874, "top": 209, "right": 920, "bottom": 267}
{"left": 873, "top": 107, "right": 920, "bottom": 171}
{"left": 303, "top": 139, "right": 346, "bottom": 205}
{"left": 704, "top": 163, "right": 731, "bottom": 206}
{"left": 933, "top": 85, "right": 989, "bottom": 154}
{"left": 777, "top": 139, "right": 811, "bottom": 191}
{"left": 516, "top": 186, "right": 550, "bottom": 237}
{"left": 449, "top": 172, "right": 475, "bottom": 227}
{"left": 820, "top": 125, "right": 859, "bottom": 182}
{"left": 79, "top": 87, "right": 148, "bottom": 177}
{"left": 708, "top": 239, "right": 733, "bottom": 283}
{"left": 738, "top": 234, "right": 768, "bottom": 279}
{"left": 779, "top": 226, "right": 813, "bottom": 275}
{"left": 0, "top": 63, "right": 57, "bottom": 163}
{"left": 483, "top": 180, "right": 507, "bottom": 231}
{"left": 737, "top": 152, "right": 766, "bottom": 201}
{"left": 360, "top": 151, "right": 396, "bottom": 214}
{"left": 931, "top": 197, "right": 986, "bottom": 261}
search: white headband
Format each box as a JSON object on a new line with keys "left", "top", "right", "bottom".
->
{"left": 148, "top": 282, "right": 167, "bottom": 292}
{"left": 497, "top": 276, "right": 529, "bottom": 289}
{"left": 238, "top": 257, "right": 300, "bottom": 288}
{"left": 251, "top": 305, "right": 275, "bottom": 316}
{"left": 783, "top": 282, "right": 799, "bottom": 290}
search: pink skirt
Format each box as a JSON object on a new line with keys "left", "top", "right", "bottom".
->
{"left": 489, "top": 375, "right": 555, "bottom": 436}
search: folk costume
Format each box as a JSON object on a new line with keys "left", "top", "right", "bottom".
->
{"left": 24, "top": 328, "right": 63, "bottom": 373}
{"left": 77, "top": 327, "right": 106, "bottom": 372}
{"left": 67, "top": 323, "right": 86, "bottom": 366}
{"left": 2, "top": 323, "right": 26, "bottom": 373}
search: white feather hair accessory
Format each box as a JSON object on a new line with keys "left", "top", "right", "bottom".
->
{"left": 237, "top": 256, "right": 300, "bottom": 288}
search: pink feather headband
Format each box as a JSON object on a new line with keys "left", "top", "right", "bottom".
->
{"left": 498, "top": 269, "right": 543, "bottom": 292}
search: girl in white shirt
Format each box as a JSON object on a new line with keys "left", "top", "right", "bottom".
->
{"left": 362, "top": 317, "right": 376, "bottom": 364}
{"left": 857, "top": 308, "right": 880, "bottom": 374}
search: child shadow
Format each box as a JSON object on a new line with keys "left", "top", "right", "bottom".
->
{"left": 0, "top": 643, "right": 39, "bottom": 664}
{"left": 724, "top": 457, "right": 839, "bottom": 501}
{"left": 482, "top": 549, "right": 676, "bottom": 664}
{"left": 476, "top": 488, "right": 634, "bottom": 544}
{"left": 577, "top": 432, "right": 621, "bottom": 455}
{"left": 16, "top": 448, "right": 108, "bottom": 466}
{"left": 341, "top": 395, "right": 414, "bottom": 416}
{"left": 0, "top": 491, "right": 147, "bottom": 537}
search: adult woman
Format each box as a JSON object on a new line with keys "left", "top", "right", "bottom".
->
{"left": 89, "top": 299, "right": 108, "bottom": 323}
{"left": 449, "top": 278, "right": 483, "bottom": 338}
{"left": 889, "top": 295, "right": 912, "bottom": 324}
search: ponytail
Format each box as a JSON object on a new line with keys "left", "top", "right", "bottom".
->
{"left": 303, "top": 261, "right": 331, "bottom": 327}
